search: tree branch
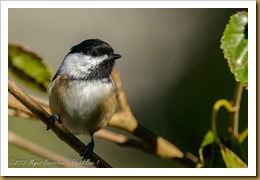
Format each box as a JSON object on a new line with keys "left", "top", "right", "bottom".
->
{"left": 8, "top": 77, "right": 112, "bottom": 168}
{"left": 8, "top": 70, "right": 199, "bottom": 167}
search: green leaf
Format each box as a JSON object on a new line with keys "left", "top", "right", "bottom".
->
{"left": 220, "top": 11, "right": 248, "bottom": 86}
{"left": 220, "top": 144, "right": 247, "bottom": 168}
{"left": 197, "top": 130, "right": 216, "bottom": 167}
{"left": 8, "top": 44, "right": 52, "bottom": 93}
{"left": 198, "top": 130, "right": 248, "bottom": 168}
{"left": 200, "top": 130, "right": 215, "bottom": 147}
{"left": 222, "top": 134, "right": 247, "bottom": 164}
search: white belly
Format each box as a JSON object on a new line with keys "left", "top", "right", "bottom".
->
{"left": 48, "top": 78, "right": 116, "bottom": 135}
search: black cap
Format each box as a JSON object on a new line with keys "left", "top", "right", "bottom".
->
{"left": 69, "top": 39, "right": 121, "bottom": 59}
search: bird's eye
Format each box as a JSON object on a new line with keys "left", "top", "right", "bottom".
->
{"left": 91, "top": 50, "right": 98, "bottom": 57}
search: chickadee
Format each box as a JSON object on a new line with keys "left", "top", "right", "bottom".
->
{"left": 47, "top": 39, "right": 121, "bottom": 159}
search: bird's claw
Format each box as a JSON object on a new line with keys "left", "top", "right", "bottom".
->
{"left": 82, "top": 137, "right": 95, "bottom": 160}
{"left": 46, "top": 114, "right": 59, "bottom": 130}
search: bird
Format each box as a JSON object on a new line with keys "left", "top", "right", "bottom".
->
{"left": 47, "top": 39, "right": 121, "bottom": 159}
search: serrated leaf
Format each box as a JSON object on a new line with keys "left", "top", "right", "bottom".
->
{"left": 220, "top": 11, "right": 248, "bottom": 86}
{"left": 220, "top": 144, "right": 247, "bottom": 168}
{"left": 8, "top": 44, "right": 52, "bottom": 93}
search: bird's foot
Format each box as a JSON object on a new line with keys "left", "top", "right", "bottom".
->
{"left": 82, "top": 137, "right": 95, "bottom": 160}
{"left": 46, "top": 114, "right": 59, "bottom": 130}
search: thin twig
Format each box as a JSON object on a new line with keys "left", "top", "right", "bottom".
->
{"left": 95, "top": 129, "right": 143, "bottom": 147}
{"left": 9, "top": 92, "right": 37, "bottom": 119}
{"left": 8, "top": 131, "right": 87, "bottom": 168}
{"left": 8, "top": 77, "right": 112, "bottom": 168}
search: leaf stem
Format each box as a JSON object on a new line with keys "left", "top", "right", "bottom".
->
{"left": 238, "top": 128, "right": 248, "bottom": 144}
{"left": 211, "top": 99, "right": 234, "bottom": 143}
{"left": 230, "top": 82, "right": 243, "bottom": 139}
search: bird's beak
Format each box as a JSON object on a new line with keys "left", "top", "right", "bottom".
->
{"left": 111, "top": 53, "right": 121, "bottom": 60}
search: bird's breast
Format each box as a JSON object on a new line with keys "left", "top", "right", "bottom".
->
{"left": 48, "top": 76, "right": 116, "bottom": 135}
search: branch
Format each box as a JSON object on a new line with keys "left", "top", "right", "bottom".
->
{"left": 8, "top": 77, "right": 112, "bottom": 168}
{"left": 9, "top": 93, "right": 190, "bottom": 162}
{"left": 8, "top": 71, "right": 199, "bottom": 167}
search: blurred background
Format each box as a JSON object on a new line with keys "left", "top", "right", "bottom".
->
{"left": 8, "top": 8, "right": 248, "bottom": 168}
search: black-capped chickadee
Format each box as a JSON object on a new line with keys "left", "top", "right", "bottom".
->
{"left": 47, "top": 39, "right": 121, "bottom": 159}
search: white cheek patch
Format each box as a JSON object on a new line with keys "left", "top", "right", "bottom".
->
{"left": 60, "top": 53, "right": 108, "bottom": 78}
